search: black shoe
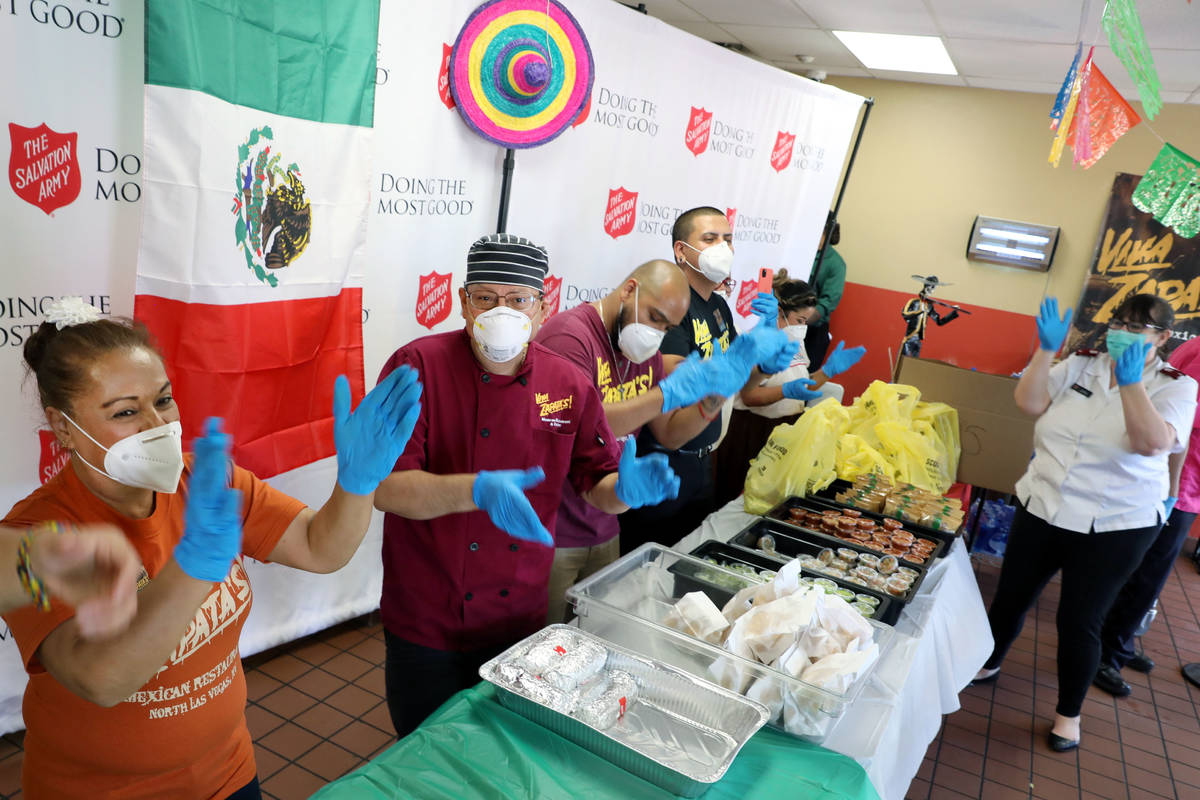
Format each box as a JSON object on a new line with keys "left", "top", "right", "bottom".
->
{"left": 1093, "top": 664, "right": 1132, "bottom": 697}
{"left": 970, "top": 670, "right": 1000, "bottom": 686}
{"left": 1127, "top": 653, "right": 1155, "bottom": 673}
{"left": 1048, "top": 732, "right": 1079, "bottom": 752}
{"left": 1183, "top": 663, "right": 1200, "bottom": 689}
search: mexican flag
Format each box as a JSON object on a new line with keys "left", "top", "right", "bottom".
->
{"left": 135, "top": 0, "right": 379, "bottom": 477}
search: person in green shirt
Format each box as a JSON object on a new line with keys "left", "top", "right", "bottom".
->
{"left": 805, "top": 214, "right": 846, "bottom": 369}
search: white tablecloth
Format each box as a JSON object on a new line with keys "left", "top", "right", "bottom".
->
{"left": 675, "top": 498, "right": 993, "bottom": 800}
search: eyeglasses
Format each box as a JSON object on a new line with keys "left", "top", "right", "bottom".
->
{"left": 1107, "top": 320, "right": 1164, "bottom": 334}
{"left": 465, "top": 289, "right": 542, "bottom": 313}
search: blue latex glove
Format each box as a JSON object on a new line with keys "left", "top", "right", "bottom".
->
{"left": 659, "top": 352, "right": 711, "bottom": 412}
{"left": 1114, "top": 338, "right": 1153, "bottom": 386}
{"left": 472, "top": 468, "right": 553, "bottom": 546}
{"left": 750, "top": 292, "right": 778, "bottom": 327}
{"left": 729, "top": 324, "right": 798, "bottom": 375}
{"left": 782, "top": 377, "right": 822, "bottom": 402}
{"left": 614, "top": 436, "right": 680, "bottom": 508}
{"left": 334, "top": 366, "right": 423, "bottom": 495}
{"left": 1164, "top": 496, "right": 1178, "bottom": 517}
{"left": 1036, "top": 297, "right": 1073, "bottom": 353}
{"left": 821, "top": 341, "right": 866, "bottom": 378}
{"left": 176, "top": 418, "right": 243, "bottom": 583}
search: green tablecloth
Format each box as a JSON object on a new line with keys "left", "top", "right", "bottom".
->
{"left": 310, "top": 684, "right": 879, "bottom": 800}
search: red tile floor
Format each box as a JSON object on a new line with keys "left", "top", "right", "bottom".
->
{"left": 2, "top": 548, "right": 1200, "bottom": 799}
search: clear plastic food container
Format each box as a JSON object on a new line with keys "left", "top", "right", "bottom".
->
{"left": 565, "top": 543, "right": 895, "bottom": 744}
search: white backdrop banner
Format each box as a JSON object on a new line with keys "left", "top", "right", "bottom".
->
{"left": 0, "top": 0, "right": 863, "bottom": 734}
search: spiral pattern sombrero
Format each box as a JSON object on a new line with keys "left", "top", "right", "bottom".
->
{"left": 449, "top": 0, "right": 594, "bottom": 149}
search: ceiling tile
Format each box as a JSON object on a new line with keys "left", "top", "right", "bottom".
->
{"left": 869, "top": 70, "right": 967, "bottom": 87}
{"left": 680, "top": 0, "right": 817, "bottom": 27}
{"left": 720, "top": 25, "right": 860, "bottom": 64}
{"left": 665, "top": 20, "right": 740, "bottom": 44}
{"left": 1091, "top": 47, "right": 1200, "bottom": 95}
{"left": 622, "top": 0, "right": 706, "bottom": 22}
{"left": 963, "top": 76, "right": 1064, "bottom": 95}
{"left": 1080, "top": 0, "right": 1200, "bottom": 51}
{"left": 793, "top": 0, "right": 939, "bottom": 36}
{"left": 927, "top": 0, "right": 1085, "bottom": 45}
{"left": 946, "top": 39, "right": 1079, "bottom": 82}
{"left": 813, "top": 66, "right": 874, "bottom": 79}
{"left": 766, "top": 62, "right": 871, "bottom": 80}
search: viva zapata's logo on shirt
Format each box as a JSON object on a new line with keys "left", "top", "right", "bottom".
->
{"left": 8, "top": 122, "right": 81, "bottom": 215}
{"left": 684, "top": 107, "right": 713, "bottom": 156}
{"left": 438, "top": 43, "right": 455, "bottom": 110}
{"left": 542, "top": 274, "right": 563, "bottom": 319}
{"left": 604, "top": 187, "right": 637, "bottom": 239}
{"left": 770, "top": 131, "right": 795, "bottom": 173}
{"left": 416, "top": 271, "right": 453, "bottom": 329}
{"left": 37, "top": 430, "right": 70, "bottom": 485}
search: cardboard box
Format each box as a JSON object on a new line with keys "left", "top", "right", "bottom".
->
{"left": 894, "top": 356, "right": 1033, "bottom": 494}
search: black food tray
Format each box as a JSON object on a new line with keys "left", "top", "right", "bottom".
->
{"left": 770, "top": 493, "right": 954, "bottom": 557}
{"left": 678, "top": 537, "right": 900, "bottom": 626}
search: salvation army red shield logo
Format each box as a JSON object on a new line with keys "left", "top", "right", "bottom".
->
{"left": 603, "top": 187, "right": 638, "bottom": 239}
{"left": 543, "top": 274, "right": 563, "bottom": 319}
{"left": 726, "top": 207, "right": 737, "bottom": 231}
{"left": 415, "top": 271, "right": 453, "bottom": 329}
{"left": 684, "top": 107, "right": 713, "bottom": 156}
{"left": 438, "top": 43, "right": 455, "bottom": 110}
{"left": 38, "top": 430, "right": 70, "bottom": 484}
{"left": 735, "top": 279, "right": 758, "bottom": 318}
{"left": 9, "top": 123, "right": 81, "bottom": 215}
{"left": 770, "top": 131, "right": 795, "bottom": 173}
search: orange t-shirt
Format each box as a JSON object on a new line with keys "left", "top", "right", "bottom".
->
{"left": 2, "top": 460, "right": 306, "bottom": 800}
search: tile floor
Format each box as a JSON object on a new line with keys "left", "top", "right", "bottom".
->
{"left": 2, "top": 547, "right": 1200, "bottom": 799}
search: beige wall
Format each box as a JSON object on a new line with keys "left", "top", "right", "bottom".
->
{"left": 825, "top": 76, "right": 1200, "bottom": 315}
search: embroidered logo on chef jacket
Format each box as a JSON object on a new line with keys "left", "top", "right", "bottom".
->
{"left": 535, "top": 391, "right": 575, "bottom": 428}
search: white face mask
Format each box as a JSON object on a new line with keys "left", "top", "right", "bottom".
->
{"left": 471, "top": 305, "right": 533, "bottom": 363}
{"left": 680, "top": 240, "right": 734, "bottom": 284}
{"left": 62, "top": 413, "right": 184, "bottom": 493}
{"left": 782, "top": 323, "right": 807, "bottom": 343}
{"left": 617, "top": 284, "right": 666, "bottom": 364}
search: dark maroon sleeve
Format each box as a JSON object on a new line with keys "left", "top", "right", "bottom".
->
{"left": 378, "top": 347, "right": 428, "bottom": 473}
{"left": 566, "top": 379, "right": 622, "bottom": 496}
{"left": 537, "top": 313, "right": 599, "bottom": 383}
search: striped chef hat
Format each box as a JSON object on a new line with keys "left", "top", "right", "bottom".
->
{"left": 465, "top": 233, "right": 549, "bottom": 291}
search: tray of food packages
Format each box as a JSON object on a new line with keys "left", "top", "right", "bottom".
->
{"left": 565, "top": 544, "right": 895, "bottom": 744}
{"left": 810, "top": 472, "right": 965, "bottom": 541}
{"left": 730, "top": 518, "right": 927, "bottom": 605}
{"left": 675, "top": 539, "right": 899, "bottom": 626}
{"left": 763, "top": 497, "right": 945, "bottom": 566}
{"left": 479, "top": 624, "right": 770, "bottom": 797}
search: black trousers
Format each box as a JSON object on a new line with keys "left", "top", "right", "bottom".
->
{"left": 619, "top": 450, "right": 714, "bottom": 555}
{"left": 383, "top": 629, "right": 505, "bottom": 739}
{"left": 983, "top": 504, "right": 1159, "bottom": 717}
{"left": 1101, "top": 509, "right": 1197, "bottom": 670}
{"left": 225, "top": 777, "right": 261, "bottom": 800}
{"left": 805, "top": 321, "right": 831, "bottom": 371}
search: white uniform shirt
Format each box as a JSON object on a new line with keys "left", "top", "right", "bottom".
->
{"left": 1016, "top": 351, "right": 1198, "bottom": 533}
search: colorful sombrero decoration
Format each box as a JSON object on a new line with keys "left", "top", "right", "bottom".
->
{"left": 449, "top": 0, "right": 594, "bottom": 149}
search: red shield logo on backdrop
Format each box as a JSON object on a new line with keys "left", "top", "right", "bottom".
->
{"left": 603, "top": 187, "right": 638, "bottom": 239}
{"left": 542, "top": 274, "right": 563, "bottom": 319}
{"left": 726, "top": 207, "right": 737, "bottom": 231}
{"left": 38, "top": 430, "right": 70, "bottom": 485}
{"left": 770, "top": 131, "right": 795, "bottom": 173}
{"left": 735, "top": 279, "right": 759, "bottom": 318}
{"left": 9, "top": 123, "right": 81, "bottom": 215}
{"left": 571, "top": 92, "right": 591, "bottom": 128}
{"left": 684, "top": 107, "right": 713, "bottom": 156}
{"left": 415, "top": 271, "right": 453, "bottom": 329}
{"left": 438, "top": 43, "right": 455, "bottom": 110}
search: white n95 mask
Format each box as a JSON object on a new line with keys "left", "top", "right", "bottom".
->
{"left": 617, "top": 285, "right": 666, "bottom": 364}
{"left": 63, "top": 414, "right": 184, "bottom": 493}
{"left": 782, "top": 324, "right": 807, "bottom": 343}
{"left": 680, "top": 240, "right": 734, "bottom": 284}
{"left": 472, "top": 306, "right": 533, "bottom": 363}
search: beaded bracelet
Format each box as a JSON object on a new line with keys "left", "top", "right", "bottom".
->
{"left": 16, "top": 520, "right": 64, "bottom": 612}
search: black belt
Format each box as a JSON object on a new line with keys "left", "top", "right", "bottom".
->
{"left": 650, "top": 442, "right": 714, "bottom": 459}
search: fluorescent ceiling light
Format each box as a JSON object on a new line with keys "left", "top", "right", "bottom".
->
{"left": 977, "top": 243, "right": 1044, "bottom": 260}
{"left": 833, "top": 31, "right": 957, "bottom": 75}
{"left": 978, "top": 227, "right": 1051, "bottom": 245}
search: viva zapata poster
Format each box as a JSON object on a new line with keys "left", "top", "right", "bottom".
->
{"left": 1068, "top": 173, "right": 1200, "bottom": 356}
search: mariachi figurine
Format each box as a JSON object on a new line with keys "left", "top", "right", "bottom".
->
{"left": 901, "top": 275, "right": 968, "bottom": 358}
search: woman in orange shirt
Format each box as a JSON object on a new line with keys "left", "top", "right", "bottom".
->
{"left": 2, "top": 299, "right": 421, "bottom": 800}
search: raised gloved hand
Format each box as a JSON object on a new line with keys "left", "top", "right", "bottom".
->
{"left": 176, "top": 418, "right": 243, "bottom": 583}
{"left": 750, "top": 292, "right": 778, "bottom": 327}
{"left": 782, "top": 377, "right": 822, "bottom": 402}
{"left": 473, "top": 468, "right": 553, "bottom": 546}
{"left": 821, "top": 341, "right": 866, "bottom": 378}
{"left": 1164, "top": 496, "right": 1178, "bottom": 517}
{"left": 1036, "top": 297, "right": 1073, "bottom": 353}
{"left": 659, "top": 352, "right": 712, "bottom": 412}
{"left": 614, "top": 436, "right": 680, "bottom": 508}
{"left": 729, "top": 324, "right": 799, "bottom": 375}
{"left": 334, "top": 366, "right": 423, "bottom": 495}
{"left": 1114, "top": 338, "right": 1153, "bottom": 386}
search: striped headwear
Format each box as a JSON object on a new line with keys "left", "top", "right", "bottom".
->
{"left": 465, "top": 233, "right": 549, "bottom": 291}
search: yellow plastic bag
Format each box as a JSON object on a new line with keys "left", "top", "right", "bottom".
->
{"left": 874, "top": 420, "right": 942, "bottom": 493}
{"left": 835, "top": 434, "right": 894, "bottom": 483}
{"left": 912, "top": 402, "right": 960, "bottom": 489}
{"left": 743, "top": 398, "right": 849, "bottom": 514}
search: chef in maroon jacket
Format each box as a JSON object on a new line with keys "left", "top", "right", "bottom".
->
{"left": 372, "top": 233, "right": 680, "bottom": 737}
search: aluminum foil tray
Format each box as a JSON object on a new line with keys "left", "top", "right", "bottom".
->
{"left": 480, "top": 624, "right": 769, "bottom": 797}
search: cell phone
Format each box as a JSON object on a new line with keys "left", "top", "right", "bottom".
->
{"left": 756, "top": 267, "right": 774, "bottom": 295}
